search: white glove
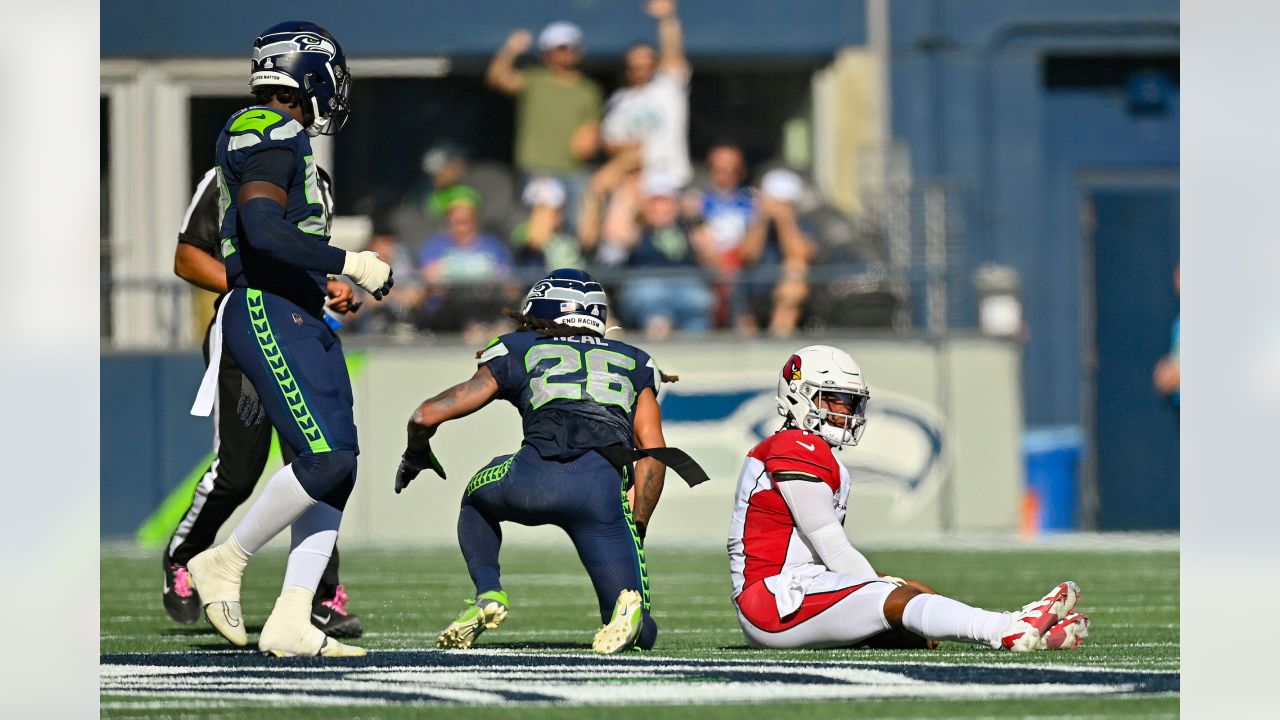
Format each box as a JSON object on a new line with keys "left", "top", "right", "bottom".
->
{"left": 342, "top": 251, "right": 394, "bottom": 300}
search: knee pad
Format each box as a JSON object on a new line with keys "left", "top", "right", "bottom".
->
{"left": 291, "top": 450, "right": 357, "bottom": 499}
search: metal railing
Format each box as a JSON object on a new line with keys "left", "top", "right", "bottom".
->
{"left": 101, "top": 182, "right": 975, "bottom": 350}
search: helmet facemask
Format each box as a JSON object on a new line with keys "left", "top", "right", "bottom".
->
{"left": 798, "top": 385, "right": 869, "bottom": 448}
{"left": 304, "top": 63, "right": 351, "bottom": 136}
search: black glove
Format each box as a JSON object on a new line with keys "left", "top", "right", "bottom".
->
{"left": 394, "top": 447, "right": 446, "bottom": 494}
{"left": 635, "top": 519, "right": 648, "bottom": 542}
{"left": 373, "top": 268, "right": 395, "bottom": 301}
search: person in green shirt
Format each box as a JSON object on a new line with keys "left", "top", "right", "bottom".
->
{"left": 487, "top": 21, "right": 602, "bottom": 230}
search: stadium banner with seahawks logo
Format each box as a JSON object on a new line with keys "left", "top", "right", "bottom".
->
{"left": 104, "top": 336, "right": 1022, "bottom": 545}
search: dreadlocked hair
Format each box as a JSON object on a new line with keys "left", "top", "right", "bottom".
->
{"left": 474, "top": 307, "right": 680, "bottom": 384}
{"left": 252, "top": 85, "right": 305, "bottom": 108}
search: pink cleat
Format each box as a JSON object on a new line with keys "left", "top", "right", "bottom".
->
{"left": 311, "top": 584, "right": 364, "bottom": 638}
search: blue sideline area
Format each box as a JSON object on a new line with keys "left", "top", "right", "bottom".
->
{"left": 101, "top": 353, "right": 212, "bottom": 538}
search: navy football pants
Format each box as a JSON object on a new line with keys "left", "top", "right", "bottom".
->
{"left": 458, "top": 447, "right": 657, "bottom": 649}
{"left": 221, "top": 289, "right": 358, "bottom": 509}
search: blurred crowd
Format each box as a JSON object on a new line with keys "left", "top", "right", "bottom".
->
{"left": 348, "top": 1, "right": 880, "bottom": 342}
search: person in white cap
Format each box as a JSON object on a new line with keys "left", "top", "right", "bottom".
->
{"left": 601, "top": 0, "right": 692, "bottom": 187}
{"left": 510, "top": 176, "right": 587, "bottom": 271}
{"left": 487, "top": 21, "right": 602, "bottom": 227}
{"left": 739, "top": 168, "right": 816, "bottom": 336}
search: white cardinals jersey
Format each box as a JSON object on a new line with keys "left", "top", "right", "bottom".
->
{"left": 727, "top": 428, "right": 851, "bottom": 599}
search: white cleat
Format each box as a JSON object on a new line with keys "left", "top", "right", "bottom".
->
{"left": 1040, "top": 611, "right": 1091, "bottom": 650}
{"left": 593, "top": 589, "right": 644, "bottom": 655}
{"left": 186, "top": 544, "right": 248, "bottom": 647}
{"left": 1000, "top": 581, "right": 1080, "bottom": 652}
{"left": 259, "top": 588, "right": 366, "bottom": 658}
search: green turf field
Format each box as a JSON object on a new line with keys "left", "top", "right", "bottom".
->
{"left": 100, "top": 541, "right": 1178, "bottom": 719}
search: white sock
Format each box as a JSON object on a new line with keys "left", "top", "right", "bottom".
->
{"left": 901, "top": 594, "right": 1012, "bottom": 649}
{"left": 230, "top": 463, "right": 316, "bottom": 555}
{"left": 282, "top": 502, "right": 342, "bottom": 593}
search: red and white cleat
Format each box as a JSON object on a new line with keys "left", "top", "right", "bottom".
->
{"left": 1040, "top": 611, "right": 1090, "bottom": 650}
{"left": 1000, "top": 581, "right": 1081, "bottom": 652}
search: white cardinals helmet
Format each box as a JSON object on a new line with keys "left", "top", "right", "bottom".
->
{"left": 776, "top": 345, "right": 870, "bottom": 448}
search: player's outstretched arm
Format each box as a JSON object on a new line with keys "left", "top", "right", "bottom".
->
{"left": 630, "top": 387, "right": 667, "bottom": 537}
{"left": 396, "top": 366, "right": 501, "bottom": 493}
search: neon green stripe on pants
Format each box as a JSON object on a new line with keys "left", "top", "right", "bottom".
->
{"left": 245, "top": 289, "right": 331, "bottom": 454}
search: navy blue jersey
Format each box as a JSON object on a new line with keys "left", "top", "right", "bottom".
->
{"left": 215, "top": 106, "right": 335, "bottom": 311}
{"left": 479, "top": 331, "right": 659, "bottom": 460}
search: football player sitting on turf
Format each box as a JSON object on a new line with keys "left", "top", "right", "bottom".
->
{"left": 394, "top": 269, "right": 676, "bottom": 653}
{"left": 727, "top": 345, "right": 1091, "bottom": 651}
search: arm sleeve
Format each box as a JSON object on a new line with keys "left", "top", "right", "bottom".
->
{"left": 238, "top": 196, "right": 346, "bottom": 273}
{"left": 177, "top": 169, "right": 222, "bottom": 256}
{"left": 235, "top": 146, "right": 346, "bottom": 273}
{"left": 775, "top": 477, "right": 877, "bottom": 580}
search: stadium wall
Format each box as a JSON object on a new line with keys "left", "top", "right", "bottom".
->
{"left": 886, "top": 0, "right": 1180, "bottom": 429}
{"left": 100, "top": 336, "right": 1023, "bottom": 544}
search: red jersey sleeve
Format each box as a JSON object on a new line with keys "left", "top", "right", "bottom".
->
{"left": 749, "top": 429, "right": 841, "bottom": 493}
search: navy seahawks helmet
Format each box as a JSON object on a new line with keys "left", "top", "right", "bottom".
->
{"left": 521, "top": 268, "right": 609, "bottom": 336}
{"left": 250, "top": 21, "right": 351, "bottom": 136}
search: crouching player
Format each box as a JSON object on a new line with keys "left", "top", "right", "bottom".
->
{"left": 394, "top": 269, "right": 671, "bottom": 654}
{"left": 727, "top": 345, "right": 1091, "bottom": 652}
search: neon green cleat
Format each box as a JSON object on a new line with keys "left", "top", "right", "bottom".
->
{"left": 436, "top": 590, "right": 509, "bottom": 649}
{"left": 592, "top": 589, "right": 643, "bottom": 654}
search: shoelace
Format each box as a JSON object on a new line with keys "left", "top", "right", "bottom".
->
{"left": 172, "top": 566, "right": 193, "bottom": 599}
{"left": 321, "top": 584, "right": 350, "bottom": 617}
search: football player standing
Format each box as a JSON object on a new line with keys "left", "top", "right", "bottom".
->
{"left": 395, "top": 269, "right": 687, "bottom": 654}
{"left": 727, "top": 346, "right": 1091, "bottom": 651}
{"left": 162, "top": 162, "right": 363, "bottom": 639}
{"left": 185, "top": 21, "right": 394, "bottom": 657}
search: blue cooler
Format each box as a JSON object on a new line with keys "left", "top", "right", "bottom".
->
{"left": 1022, "top": 426, "right": 1083, "bottom": 533}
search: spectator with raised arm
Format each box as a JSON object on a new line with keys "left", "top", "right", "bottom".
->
{"left": 601, "top": 0, "right": 692, "bottom": 188}
{"left": 487, "top": 21, "right": 602, "bottom": 227}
